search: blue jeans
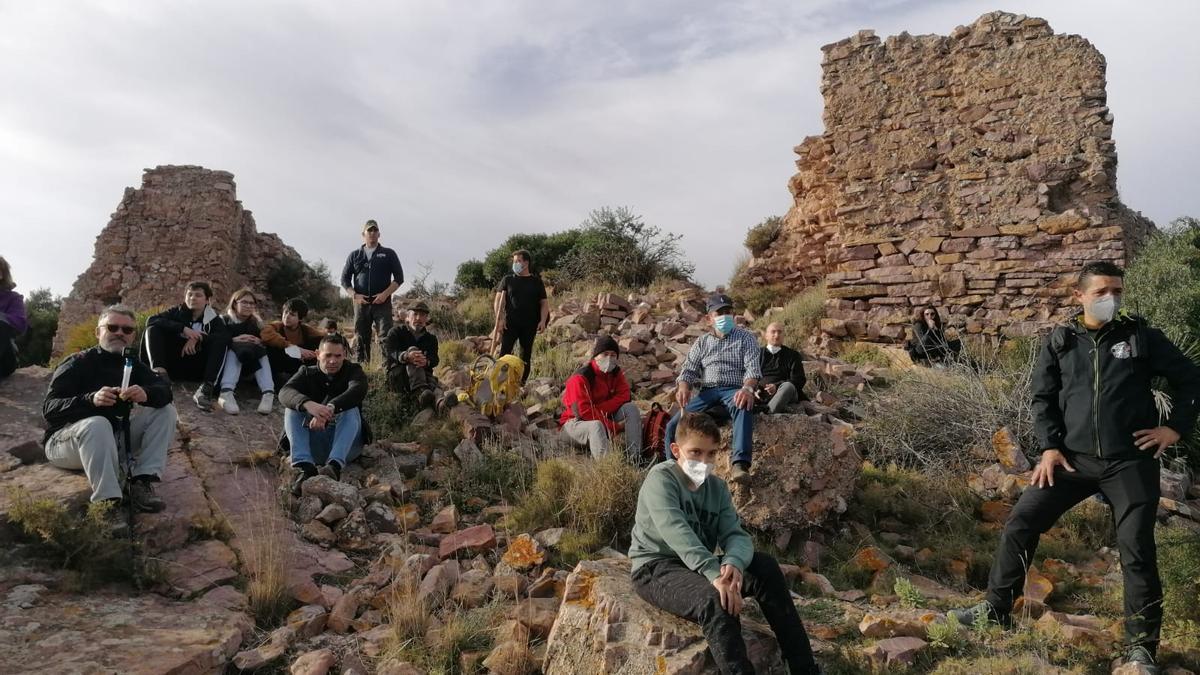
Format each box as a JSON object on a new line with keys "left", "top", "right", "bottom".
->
{"left": 285, "top": 407, "right": 363, "bottom": 467}
{"left": 663, "top": 387, "right": 754, "bottom": 466}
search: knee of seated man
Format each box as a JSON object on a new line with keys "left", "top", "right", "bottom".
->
{"left": 77, "top": 416, "right": 116, "bottom": 437}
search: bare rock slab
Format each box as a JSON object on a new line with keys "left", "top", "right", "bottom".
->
{"left": 543, "top": 558, "right": 787, "bottom": 674}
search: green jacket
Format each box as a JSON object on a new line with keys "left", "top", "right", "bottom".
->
{"left": 628, "top": 461, "right": 753, "bottom": 581}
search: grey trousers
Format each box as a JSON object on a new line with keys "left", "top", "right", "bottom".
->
{"left": 44, "top": 406, "right": 177, "bottom": 502}
{"left": 767, "top": 382, "right": 800, "bottom": 414}
{"left": 561, "top": 401, "right": 642, "bottom": 459}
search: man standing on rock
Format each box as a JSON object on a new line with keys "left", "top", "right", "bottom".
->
{"left": 143, "top": 281, "right": 231, "bottom": 410}
{"left": 279, "top": 334, "right": 370, "bottom": 495}
{"left": 950, "top": 261, "right": 1200, "bottom": 673}
{"left": 631, "top": 412, "right": 822, "bottom": 675}
{"left": 492, "top": 249, "right": 548, "bottom": 385}
{"left": 340, "top": 219, "right": 404, "bottom": 364}
{"left": 757, "top": 322, "right": 807, "bottom": 414}
{"left": 44, "top": 305, "right": 175, "bottom": 513}
{"left": 665, "top": 293, "right": 760, "bottom": 483}
{"left": 383, "top": 300, "right": 440, "bottom": 409}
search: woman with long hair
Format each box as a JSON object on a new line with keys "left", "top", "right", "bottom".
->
{"left": 217, "top": 288, "right": 274, "bottom": 414}
{"left": 906, "top": 305, "right": 962, "bottom": 365}
{"left": 0, "top": 256, "right": 28, "bottom": 378}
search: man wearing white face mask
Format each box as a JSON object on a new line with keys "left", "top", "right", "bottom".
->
{"left": 757, "top": 322, "right": 807, "bottom": 414}
{"left": 559, "top": 336, "right": 642, "bottom": 459}
{"left": 950, "top": 261, "right": 1200, "bottom": 673}
{"left": 630, "top": 412, "right": 822, "bottom": 674}
{"left": 665, "top": 293, "right": 761, "bottom": 483}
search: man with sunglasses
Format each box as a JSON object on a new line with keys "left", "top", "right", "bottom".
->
{"left": 43, "top": 305, "right": 176, "bottom": 513}
{"left": 664, "top": 293, "right": 761, "bottom": 483}
{"left": 340, "top": 219, "right": 404, "bottom": 364}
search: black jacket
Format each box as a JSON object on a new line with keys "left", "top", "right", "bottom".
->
{"left": 759, "top": 345, "right": 807, "bottom": 392}
{"left": 383, "top": 325, "right": 439, "bottom": 375}
{"left": 1033, "top": 314, "right": 1200, "bottom": 460}
{"left": 43, "top": 346, "right": 173, "bottom": 442}
{"left": 279, "top": 362, "right": 369, "bottom": 414}
{"left": 340, "top": 246, "right": 404, "bottom": 297}
{"left": 226, "top": 316, "right": 268, "bottom": 363}
{"left": 147, "top": 304, "right": 229, "bottom": 340}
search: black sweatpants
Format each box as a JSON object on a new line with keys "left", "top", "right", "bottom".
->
{"left": 142, "top": 325, "right": 229, "bottom": 388}
{"left": 985, "top": 453, "right": 1161, "bottom": 652}
{"left": 499, "top": 322, "right": 536, "bottom": 384}
{"left": 0, "top": 319, "right": 17, "bottom": 378}
{"left": 633, "top": 552, "right": 819, "bottom": 675}
{"left": 352, "top": 302, "right": 392, "bottom": 364}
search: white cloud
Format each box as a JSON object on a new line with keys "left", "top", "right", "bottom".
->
{"left": 0, "top": 0, "right": 1197, "bottom": 299}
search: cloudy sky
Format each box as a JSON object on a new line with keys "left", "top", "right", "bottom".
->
{"left": 2, "top": 0, "right": 1197, "bottom": 298}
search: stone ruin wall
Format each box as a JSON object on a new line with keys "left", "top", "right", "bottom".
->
{"left": 52, "top": 165, "right": 306, "bottom": 353}
{"left": 746, "top": 12, "right": 1154, "bottom": 343}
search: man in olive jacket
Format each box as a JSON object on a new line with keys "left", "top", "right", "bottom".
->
{"left": 951, "top": 261, "right": 1200, "bottom": 673}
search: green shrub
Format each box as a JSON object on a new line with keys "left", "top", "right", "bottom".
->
{"left": 266, "top": 257, "right": 339, "bottom": 313}
{"left": 57, "top": 307, "right": 160, "bottom": 364}
{"left": 15, "top": 288, "right": 59, "bottom": 367}
{"left": 1159, "top": 523, "right": 1200, "bottom": 628}
{"left": 8, "top": 489, "right": 135, "bottom": 585}
{"left": 732, "top": 283, "right": 792, "bottom": 316}
{"left": 438, "top": 339, "right": 476, "bottom": 370}
{"left": 529, "top": 334, "right": 580, "bottom": 382}
{"left": 445, "top": 444, "right": 533, "bottom": 512}
{"left": 839, "top": 341, "right": 891, "bottom": 368}
{"left": 362, "top": 370, "right": 419, "bottom": 442}
{"left": 770, "top": 284, "right": 826, "bottom": 350}
{"left": 744, "top": 215, "right": 783, "bottom": 256}
{"left": 1126, "top": 217, "right": 1200, "bottom": 337}
{"left": 894, "top": 576, "right": 925, "bottom": 608}
{"left": 454, "top": 259, "right": 490, "bottom": 291}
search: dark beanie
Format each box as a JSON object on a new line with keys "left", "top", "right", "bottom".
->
{"left": 593, "top": 335, "right": 620, "bottom": 357}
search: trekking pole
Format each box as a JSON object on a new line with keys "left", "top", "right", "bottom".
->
{"left": 120, "top": 348, "right": 137, "bottom": 536}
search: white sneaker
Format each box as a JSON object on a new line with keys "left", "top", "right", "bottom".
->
{"left": 218, "top": 390, "right": 240, "bottom": 415}
{"left": 257, "top": 392, "right": 274, "bottom": 415}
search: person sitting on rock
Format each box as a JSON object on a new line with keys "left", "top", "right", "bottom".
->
{"left": 317, "top": 317, "right": 339, "bottom": 336}
{"left": 340, "top": 219, "right": 404, "bottom": 364}
{"left": 0, "top": 256, "right": 28, "bottom": 379}
{"left": 216, "top": 288, "right": 275, "bottom": 415}
{"left": 279, "top": 334, "right": 370, "bottom": 494}
{"left": 143, "top": 280, "right": 231, "bottom": 410}
{"left": 383, "top": 300, "right": 441, "bottom": 409}
{"left": 905, "top": 305, "right": 962, "bottom": 365}
{"left": 665, "top": 293, "right": 761, "bottom": 483}
{"left": 262, "top": 297, "right": 322, "bottom": 385}
{"left": 43, "top": 305, "right": 176, "bottom": 513}
{"left": 630, "top": 411, "right": 821, "bottom": 675}
{"left": 757, "top": 322, "right": 807, "bottom": 414}
{"left": 559, "top": 335, "right": 642, "bottom": 460}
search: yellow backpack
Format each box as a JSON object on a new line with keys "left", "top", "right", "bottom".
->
{"left": 459, "top": 354, "right": 526, "bottom": 417}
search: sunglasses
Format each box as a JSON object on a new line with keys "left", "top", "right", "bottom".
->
{"left": 365, "top": 227, "right": 379, "bottom": 232}
{"left": 103, "top": 324, "right": 136, "bottom": 335}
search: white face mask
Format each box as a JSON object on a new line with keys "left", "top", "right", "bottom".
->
{"left": 681, "top": 459, "right": 711, "bottom": 486}
{"left": 1088, "top": 295, "right": 1120, "bottom": 324}
{"left": 766, "top": 344, "right": 781, "bottom": 354}
{"left": 594, "top": 356, "right": 616, "bottom": 373}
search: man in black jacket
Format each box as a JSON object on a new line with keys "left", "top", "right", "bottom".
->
{"left": 280, "top": 334, "right": 370, "bottom": 493}
{"left": 143, "top": 281, "right": 230, "bottom": 410}
{"left": 950, "top": 261, "right": 1200, "bottom": 673}
{"left": 383, "top": 301, "right": 440, "bottom": 408}
{"left": 492, "top": 249, "right": 548, "bottom": 385}
{"left": 44, "top": 305, "right": 175, "bottom": 512}
{"left": 340, "top": 219, "right": 404, "bottom": 364}
{"left": 757, "top": 322, "right": 807, "bottom": 414}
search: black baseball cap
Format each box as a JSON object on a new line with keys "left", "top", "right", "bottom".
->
{"left": 705, "top": 293, "right": 734, "bottom": 313}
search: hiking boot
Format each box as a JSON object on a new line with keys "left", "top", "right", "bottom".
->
{"left": 99, "top": 498, "right": 131, "bottom": 536}
{"left": 417, "top": 389, "right": 437, "bottom": 410}
{"left": 1123, "top": 645, "right": 1160, "bottom": 674}
{"left": 256, "top": 392, "right": 274, "bottom": 415}
{"left": 218, "top": 389, "right": 240, "bottom": 415}
{"left": 318, "top": 460, "right": 343, "bottom": 482}
{"left": 129, "top": 479, "right": 166, "bottom": 513}
{"left": 948, "top": 601, "right": 1013, "bottom": 629}
{"left": 290, "top": 463, "right": 317, "bottom": 497}
{"left": 193, "top": 384, "right": 215, "bottom": 411}
{"left": 730, "top": 462, "right": 751, "bottom": 484}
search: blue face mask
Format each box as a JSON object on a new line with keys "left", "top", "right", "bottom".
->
{"left": 714, "top": 315, "right": 735, "bottom": 335}
{"left": 512, "top": 262, "right": 524, "bottom": 274}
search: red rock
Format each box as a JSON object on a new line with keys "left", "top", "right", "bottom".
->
{"left": 438, "top": 524, "right": 497, "bottom": 559}
{"left": 862, "top": 636, "right": 928, "bottom": 667}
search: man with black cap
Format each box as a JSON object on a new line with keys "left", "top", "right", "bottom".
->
{"left": 383, "top": 300, "right": 440, "bottom": 409}
{"left": 560, "top": 336, "right": 642, "bottom": 459}
{"left": 340, "top": 219, "right": 404, "bottom": 364}
{"left": 665, "top": 293, "right": 761, "bottom": 483}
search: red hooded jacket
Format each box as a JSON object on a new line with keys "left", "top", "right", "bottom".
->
{"left": 558, "top": 361, "right": 632, "bottom": 433}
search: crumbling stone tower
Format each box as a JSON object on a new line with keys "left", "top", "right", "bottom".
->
{"left": 745, "top": 12, "right": 1153, "bottom": 342}
{"left": 52, "top": 165, "right": 308, "bottom": 353}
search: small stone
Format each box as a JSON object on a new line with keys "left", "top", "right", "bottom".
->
{"left": 438, "top": 524, "right": 497, "bottom": 560}
{"left": 233, "top": 626, "right": 296, "bottom": 670}
{"left": 302, "top": 520, "right": 337, "bottom": 546}
{"left": 365, "top": 501, "right": 400, "bottom": 534}
{"left": 327, "top": 589, "right": 365, "bottom": 634}
{"left": 300, "top": 475, "right": 363, "bottom": 512}
{"left": 286, "top": 604, "right": 329, "bottom": 638}
{"left": 289, "top": 648, "right": 336, "bottom": 675}
{"left": 315, "top": 503, "right": 347, "bottom": 525}
{"left": 451, "top": 569, "right": 495, "bottom": 609}
{"left": 430, "top": 505, "right": 459, "bottom": 534}
{"left": 493, "top": 575, "right": 530, "bottom": 600}
{"left": 501, "top": 534, "right": 546, "bottom": 572}
{"left": 862, "top": 636, "right": 927, "bottom": 667}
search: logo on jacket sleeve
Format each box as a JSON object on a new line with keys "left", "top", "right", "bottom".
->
{"left": 1111, "top": 341, "right": 1132, "bottom": 359}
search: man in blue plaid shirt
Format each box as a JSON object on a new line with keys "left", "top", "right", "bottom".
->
{"left": 664, "top": 293, "right": 761, "bottom": 483}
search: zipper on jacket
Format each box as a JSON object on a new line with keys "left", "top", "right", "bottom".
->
{"left": 1085, "top": 325, "right": 1109, "bottom": 458}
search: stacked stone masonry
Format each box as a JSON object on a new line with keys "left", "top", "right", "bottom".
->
{"left": 52, "top": 165, "right": 306, "bottom": 353}
{"left": 746, "top": 12, "right": 1153, "bottom": 341}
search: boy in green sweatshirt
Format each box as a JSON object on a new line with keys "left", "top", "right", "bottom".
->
{"left": 629, "top": 412, "right": 821, "bottom": 674}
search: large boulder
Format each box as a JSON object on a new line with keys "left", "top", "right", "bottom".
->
{"left": 542, "top": 558, "right": 787, "bottom": 674}
{"left": 713, "top": 414, "right": 860, "bottom": 536}
{"left": 0, "top": 366, "right": 50, "bottom": 464}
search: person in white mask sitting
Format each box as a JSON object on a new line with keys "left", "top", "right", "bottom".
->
{"left": 629, "top": 411, "right": 822, "bottom": 675}
{"left": 558, "top": 336, "right": 642, "bottom": 460}
{"left": 757, "top": 322, "right": 808, "bottom": 414}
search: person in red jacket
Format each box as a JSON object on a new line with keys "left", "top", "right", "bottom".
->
{"left": 559, "top": 336, "right": 642, "bottom": 459}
